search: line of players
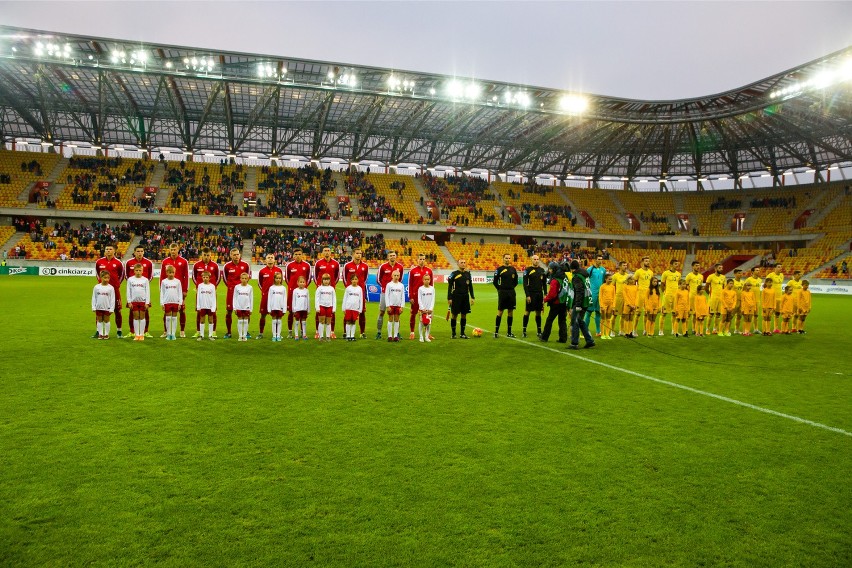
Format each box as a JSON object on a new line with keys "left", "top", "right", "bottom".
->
{"left": 91, "top": 243, "right": 439, "bottom": 342}
{"left": 581, "top": 255, "right": 814, "bottom": 338}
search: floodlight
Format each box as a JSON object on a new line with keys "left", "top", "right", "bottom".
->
{"left": 165, "top": 61, "right": 173, "bottom": 69}
{"left": 11, "top": 47, "right": 16, "bottom": 53}
{"left": 87, "top": 54, "right": 93, "bottom": 60}
{"left": 429, "top": 88, "right": 436, "bottom": 95}
{"left": 111, "top": 52, "right": 120, "bottom": 64}
{"left": 137, "top": 50, "right": 147, "bottom": 63}
{"left": 559, "top": 93, "right": 589, "bottom": 114}
{"left": 328, "top": 70, "right": 335, "bottom": 79}
{"left": 446, "top": 79, "right": 464, "bottom": 99}
{"left": 464, "top": 82, "right": 481, "bottom": 100}
{"left": 515, "top": 92, "right": 530, "bottom": 107}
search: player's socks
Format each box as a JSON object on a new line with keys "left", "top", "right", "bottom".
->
{"left": 460, "top": 317, "right": 467, "bottom": 336}
{"left": 359, "top": 312, "right": 366, "bottom": 335}
{"left": 301, "top": 321, "right": 307, "bottom": 337}
{"left": 450, "top": 319, "right": 457, "bottom": 336}
{"left": 387, "top": 322, "right": 393, "bottom": 338}
{"left": 96, "top": 322, "right": 103, "bottom": 336}
{"left": 523, "top": 314, "right": 529, "bottom": 333}
{"left": 377, "top": 316, "right": 384, "bottom": 333}
{"left": 115, "top": 310, "right": 122, "bottom": 334}
{"left": 393, "top": 321, "right": 400, "bottom": 338}
{"left": 507, "top": 316, "right": 513, "bottom": 335}
{"left": 211, "top": 314, "right": 217, "bottom": 332}
{"left": 179, "top": 311, "right": 186, "bottom": 332}
{"left": 424, "top": 325, "right": 431, "bottom": 341}
{"left": 104, "top": 322, "right": 111, "bottom": 337}
{"left": 259, "top": 315, "right": 266, "bottom": 335}
{"left": 535, "top": 313, "right": 542, "bottom": 335}
{"left": 196, "top": 313, "right": 202, "bottom": 333}
{"left": 145, "top": 310, "right": 150, "bottom": 333}
{"left": 331, "top": 313, "right": 336, "bottom": 335}
{"left": 226, "top": 311, "right": 233, "bottom": 335}
{"left": 495, "top": 315, "right": 502, "bottom": 334}
{"left": 208, "top": 322, "right": 215, "bottom": 337}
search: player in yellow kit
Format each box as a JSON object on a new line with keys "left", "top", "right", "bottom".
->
{"left": 705, "top": 263, "right": 726, "bottom": 335}
{"left": 731, "top": 269, "right": 745, "bottom": 334}
{"left": 660, "top": 258, "right": 682, "bottom": 336}
{"left": 744, "top": 267, "right": 764, "bottom": 332}
{"left": 611, "top": 261, "right": 630, "bottom": 337}
{"left": 765, "top": 265, "right": 785, "bottom": 333}
{"left": 632, "top": 256, "right": 654, "bottom": 336}
{"left": 684, "top": 261, "right": 704, "bottom": 334}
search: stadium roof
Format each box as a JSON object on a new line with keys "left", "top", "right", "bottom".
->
{"left": 0, "top": 26, "right": 850, "bottom": 181}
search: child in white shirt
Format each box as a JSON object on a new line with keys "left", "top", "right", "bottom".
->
{"left": 125, "top": 263, "right": 151, "bottom": 341}
{"left": 291, "top": 276, "right": 310, "bottom": 340}
{"left": 314, "top": 273, "right": 337, "bottom": 341}
{"left": 232, "top": 272, "right": 254, "bottom": 341}
{"left": 92, "top": 271, "right": 116, "bottom": 339}
{"left": 341, "top": 274, "right": 365, "bottom": 341}
{"left": 195, "top": 270, "right": 218, "bottom": 340}
{"left": 384, "top": 270, "right": 406, "bottom": 342}
{"left": 417, "top": 272, "right": 436, "bottom": 343}
{"left": 267, "top": 272, "right": 288, "bottom": 341}
{"left": 160, "top": 265, "right": 184, "bottom": 341}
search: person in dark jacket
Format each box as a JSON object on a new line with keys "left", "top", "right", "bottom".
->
{"left": 569, "top": 259, "right": 596, "bottom": 349}
{"left": 540, "top": 262, "right": 567, "bottom": 343}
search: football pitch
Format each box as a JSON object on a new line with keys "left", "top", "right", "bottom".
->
{"left": 0, "top": 277, "right": 849, "bottom": 567}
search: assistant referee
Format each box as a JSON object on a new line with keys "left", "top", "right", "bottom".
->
{"left": 493, "top": 253, "right": 518, "bottom": 338}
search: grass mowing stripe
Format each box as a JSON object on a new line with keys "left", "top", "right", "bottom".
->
{"left": 477, "top": 324, "right": 852, "bottom": 438}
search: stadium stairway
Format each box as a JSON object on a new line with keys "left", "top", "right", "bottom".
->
{"left": 241, "top": 240, "right": 254, "bottom": 261}
{"left": 555, "top": 187, "right": 580, "bottom": 215}
{"left": 151, "top": 164, "right": 171, "bottom": 209}
{"left": 0, "top": 231, "right": 26, "bottom": 257}
{"left": 124, "top": 235, "right": 144, "bottom": 259}
{"left": 801, "top": 190, "right": 848, "bottom": 229}
{"left": 439, "top": 244, "right": 457, "bottom": 267}
{"left": 409, "top": 176, "right": 433, "bottom": 218}
{"left": 17, "top": 181, "right": 37, "bottom": 204}
{"left": 729, "top": 254, "right": 763, "bottom": 276}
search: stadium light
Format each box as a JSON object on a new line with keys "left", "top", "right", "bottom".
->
{"left": 464, "top": 82, "right": 481, "bottom": 100}
{"left": 559, "top": 94, "right": 589, "bottom": 115}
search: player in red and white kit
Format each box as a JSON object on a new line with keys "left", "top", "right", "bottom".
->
{"left": 375, "top": 250, "right": 404, "bottom": 339}
{"left": 125, "top": 245, "right": 154, "bottom": 337}
{"left": 313, "top": 245, "right": 341, "bottom": 339}
{"left": 285, "top": 248, "right": 312, "bottom": 338}
{"left": 160, "top": 242, "right": 190, "bottom": 338}
{"left": 192, "top": 247, "right": 221, "bottom": 338}
{"left": 95, "top": 244, "right": 125, "bottom": 338}
{"left": 222, "top": 247, "right": 251, "bottom": 339}
{"left": 257, "top": 253, "right": 284, "bottom": 340}
{"left": 342, "top": 249, "right": 369, "bottom": 338}
{"left": 407, "top": 253, "right": 434, "bottom": 340}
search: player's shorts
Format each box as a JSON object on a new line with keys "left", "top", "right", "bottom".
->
{"left": 95, "top": 309, "right": 112, "bottom": 317}
{"left": 708, "top": 296, "right": 722, "bottom": 313}
{"left": 197, "top": 308, "right": 214, "bottom": 317}
{"left": 450, "top": 296, "right": 471, "bottom": 315}
{"left": 497, "top": 289, "right": 517, "bottom": 311}
{"left": 379, "top": 292, "right": 388, "bottom": 311}
{"left": 344, "top": 309, "right": 360, "bottom": 322}
{"left": 781, "top": 309, "right": 794, "bottom": 319}
{"left": 600, "top": 298, "right": 615, "bottom": 312}
{"left": 638, "top": 289, "right": 648, "bottom": 311}
{"left": 259, "top": 294, "right": 270, "bottom": 315}
{"left": 318, "top": 306, "right": 334, "bottom": 318}
{"left": 387, "top": 306, "right": 402, "bottom": 316}
{"left": 741, "top": 307, "right": 756, "bottom": 316}
{"left": 269, "top": 310, "right": 284, "bottom": 318}
{"left": 130, "top": 302, "right": 147, "bottom": 311}
{"left": 527, "top": 293, "right": 544, "bottom": 312}
{"left": 663, "top": 294, "right": 676, "bottom": 313}
{"left": 163, "top": 303, "right": 181, "bottom": 312}
{"left": 293, "top": 310, "right": 308, "bottom": 321}
{"left": 236, "top": 310, "right": 252, "bottom": 318}
{"left": 615, "top": 295, "right": 624, "bottom": 315}
{"left": 586, "top": 294, "right": 599, "bottom": 313}
{"left": 675, "top": 308, "right": 689, "bottom": 320}
{"left": 797, "top": 307, "right": 810, "bottom": 316}
{"left": 226, "top": 287, "right": 235, "bottom": 311}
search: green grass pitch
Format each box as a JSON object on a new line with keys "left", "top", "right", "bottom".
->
{"left": 0, "top": 276, "right": 850, "bottom": 566}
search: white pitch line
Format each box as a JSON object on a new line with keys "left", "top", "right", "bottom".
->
{"left": 479, "top": 326, "right": 852, "bottom": 438}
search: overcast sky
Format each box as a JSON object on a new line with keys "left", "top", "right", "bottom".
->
{"left": 2, "top": 1, "right": 851, "bottom": 100}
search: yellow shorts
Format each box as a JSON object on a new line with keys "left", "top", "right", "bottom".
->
{"left": 615, "top": 295, "right": 624, "bottom": 315}
{"left": 708, "top": 296, "right": 722, "bottom": 313}
{"left": 637, "top": 289, "right": 649, "bottom": 311}
{"left": 664, "top": 294, "right": 676, "bottom": 312}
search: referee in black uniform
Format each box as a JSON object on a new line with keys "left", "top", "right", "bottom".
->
{"left": 522, "top": 254, "right": 547, "bottom": 338}
{"left": 493, "top": 253, "right": 519, "bottom": 338}
{"left": 448, "top": 258, "right": 475, "bottom": 339}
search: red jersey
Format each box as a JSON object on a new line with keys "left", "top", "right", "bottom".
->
{"left": 193, "top": 260, "right": 221, "bottom": 287}
{"left": 222, "top": 260, "right": 251, "bottom": 289}
{"left": 161, "top": 255, "right": 190, "bottom": 293}
{"left": 314, "top": 258, "right": 341, "bottom": 287}
{"left": 408, "top": 265, "right": 434, "bottom": 302}
{"left": 125, "top": 256, "right": 153, "bottom": 280}
{"left": 342, "top": 260, "right": 369, "bottom": 289}
{"left": 377, "top": 262, "right": 405, "bottom": 292}
{"left": 258, "top": 265, "right": 284, "bottom": 294}
{"left": 285, "top": 260, "right": 312, "bottom": 290}
{"left": 95, "top": 256, "right": 125, "bottom": 291}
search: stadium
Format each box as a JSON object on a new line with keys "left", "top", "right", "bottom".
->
{"left": 0, "top": 15, "right": 850, "bottom": 567}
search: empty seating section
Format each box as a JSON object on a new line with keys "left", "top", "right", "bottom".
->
{"left": 0, "top": 151, "right": 61, "bottom": 207}
{"left": 680, "top": 194, "right": 729, "bottom": 236}
{"left": 137, "top": 224, "right": 244, "bottom": 262}
{"left": 610, "top": 249, "right": 686, "bottom": 275}
{"left": 773, "top": 248, "right": 836, "bottom": 277}
{"left": 0, "top": 225, "right": 16, "bottom": 248}
{"left": 56, "top": 156, "right": 152, "bottom": 212}
{"left": 563, "top": 188, "right": 632, "bottom": 234}
{"left": 694, "top": 250, "right": 732, "bottom": 270}
{"left": 615, "top": 192, "right": 676, "bottom": 234}
{"left": 493, "top": 181, "right": 576, "bottom": 231}
{"left": 444, "top": 243, "right": 531, "bottom": 271}
{"left": 11, "top": 220, "right": 132, "bottom": 260}
{"left": 162, "top": 161, "right": 244, "bottom": 216}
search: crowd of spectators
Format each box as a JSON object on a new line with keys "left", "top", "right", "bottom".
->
{"left": 422, "top": 172, "right": 490, "bottom": 208}
{"left": 528, "top": 239, "right": 607, "bottom": 264}
{"left": 19, "top": 160, "right": 44, "bottom": 177}
{"left": 136, "top": 224, "right": 245, "bottom": 261}
{"left": 345, "top": 171, "right": 410, "bottom": 223}
{"left": 751, "top": 195, "right": 797, "bottom": 209}
{"left": 639, "top": 211, "right": 669, "bottom": 223}
{"left": 519, "top": 203, "right": 575, "bottom": 227}
{"left": 829, "top": 260, "right": 848, "bottom": 275}
{"left": 65, "top": 156, "right": 152, "bottom": 209}
{"left": 10, "top": 217, "right": 132, "bottom": 259}
{"left": 165, "top": 162, "right": 244, "bottom": 216}
{"left": 504, "top": 180, "right": 554, "bottom": 199}
{"left": 253, "top": 228, "right": 362, "bottom": 263}
{"left": 255, "top": 164, "right": 332, "bottom": 219}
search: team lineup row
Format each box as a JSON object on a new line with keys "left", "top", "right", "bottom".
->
{"left": 89, "top": 242, "right": 815, "bottom": 344}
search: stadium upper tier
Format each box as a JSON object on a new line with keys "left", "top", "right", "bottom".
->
{"left": 0, "top": 26, "right": 850, "bottom": 181}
